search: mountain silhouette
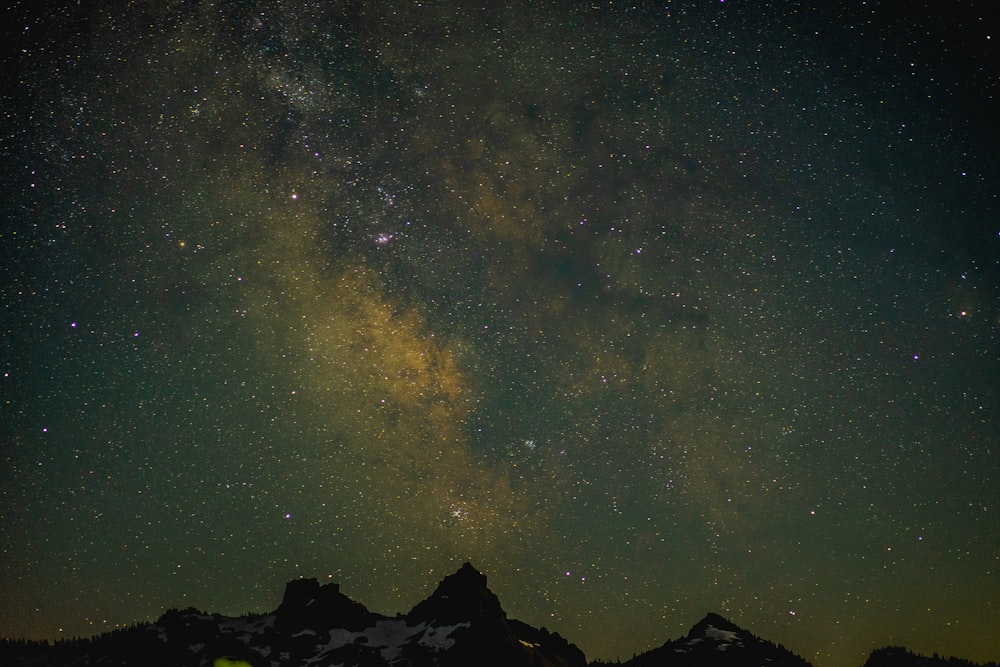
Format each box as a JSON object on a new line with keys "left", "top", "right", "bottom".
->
{"left": 1, "top": 564, "right": 997, "bottom": 667}
{"left": 594, "top": 610, "right": 812, "bottom": 667}
{"left": 0, "top": 562, "right": 585, "bottom": 667}
{"left": 863, "top": 647, "right": 1000, "bottom": 667}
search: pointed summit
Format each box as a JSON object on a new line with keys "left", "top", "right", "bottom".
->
{"left": 454, "top": 561, "right": 488, "bottom": 585}
{"left": 621, "top": 612, "right": 812, "bottom": 667}
{"left": 405, "top": 563, "right": 585, "bottom": 667}
{"left": 407, "top": 562, "right": 506, "bottom": 627}
{"left": 688, "top": 612, "right": 745, "bottom": 646}
{"left": 694, "top": 612, "right": 741, "bottom": 631}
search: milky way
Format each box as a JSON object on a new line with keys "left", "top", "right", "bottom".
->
{"left": 2, "top": 3, "right": 998, "bottom": 666}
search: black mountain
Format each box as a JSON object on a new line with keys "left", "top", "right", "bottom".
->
{"left": 863, "top": 647, "right": 1000, "bottom": 667}
{"left": 0, "top": 562, "right": 585, "bottom": 667}
{"left": 593, "top": 611, "right": 812, "bottom": 667}
{"left": 2, "top": 565, "right": 997, "bottom": 667}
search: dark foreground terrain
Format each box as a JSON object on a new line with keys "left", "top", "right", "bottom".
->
{"left": 2, "top": 564, "right": 996, "bottom": 667}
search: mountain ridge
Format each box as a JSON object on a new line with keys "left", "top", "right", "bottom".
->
{"left": 0, "top": 562, "right": 996, "bottom": 667}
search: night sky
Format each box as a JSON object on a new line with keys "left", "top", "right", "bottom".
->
{"left": 2, "top": 2, "right": 998, "bottom": 666}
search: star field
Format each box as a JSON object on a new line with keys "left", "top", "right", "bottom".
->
{"left": 1, "top": 2, "right": 998, "bottom": 666}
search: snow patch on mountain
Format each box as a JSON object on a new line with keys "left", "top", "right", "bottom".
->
{"left": 418, "top": 622, "right": 469, "bottom": 651}
{"left": 307, "top": 619, "right": 469, "bottom": 664}
{"left": 704, "top": 625, "right": 738, "bottom": 642}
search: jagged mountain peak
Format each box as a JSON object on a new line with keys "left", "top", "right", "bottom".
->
{"left": 3, "top": 566, "right": 994, "bottom": 667}
{"left": 406, "top": 562, "right": 506, "bottom": 627}
{"left": 456, "top": 561, "right": 484, "bottom": 578}
{"left": 444, "top": 561, "right": 488, "bottom": 587}
{"left": 0, "top": 562, "right": 587, "bottom": 667}
{"left": 275, "top": 576, "right": 377, "bottom": 631}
